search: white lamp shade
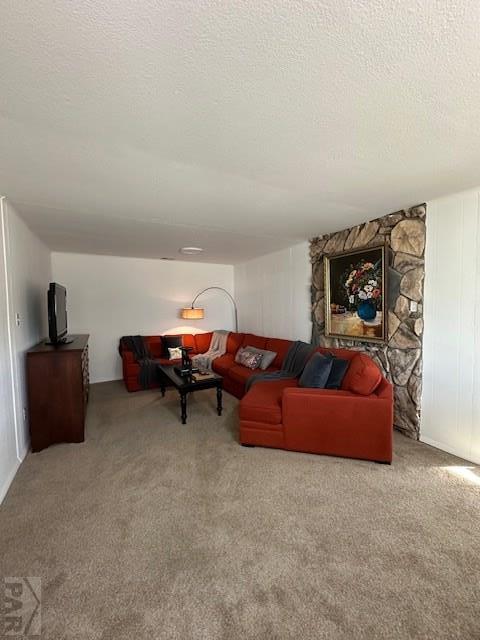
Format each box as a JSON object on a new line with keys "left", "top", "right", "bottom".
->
{"left": 181, "top": 307, "right": 205, "bottom": 320}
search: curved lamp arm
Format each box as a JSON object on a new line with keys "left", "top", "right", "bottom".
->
{"left": 190, "top": 286, "right": 238, "bottom": 332}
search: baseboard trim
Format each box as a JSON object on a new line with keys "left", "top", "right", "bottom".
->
{"left": 0, "top": 457, "right": 22, "bottom": 505}
{"left": 420, "top": 436, "right": 480, "bottom": 465}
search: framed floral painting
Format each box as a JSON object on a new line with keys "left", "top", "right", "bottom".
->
{"left": 324, "top": 245, "right": 387, "bottom": 343}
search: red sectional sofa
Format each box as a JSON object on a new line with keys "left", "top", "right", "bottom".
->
{"left": 119, "top": 332, "right": 393, "bottom": 463}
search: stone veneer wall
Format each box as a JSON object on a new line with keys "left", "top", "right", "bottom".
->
{"left": 310, "top": 204, "right": 426, "bottom": 439}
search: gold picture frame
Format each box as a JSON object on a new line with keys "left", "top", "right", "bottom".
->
{"left": 324, "top": 244, "right": 387, "bottom": 343}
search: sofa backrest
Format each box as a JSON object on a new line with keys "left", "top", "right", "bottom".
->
{"left": 240, "top": 334, "right": 294, "bottom": 368}
{"left": 227, "top": 332, "right": 245, "bottom": 355}
{"left": 143, "top": 336, "right": 164, "bottom": 358}
{"left": 194, "top": 332, "right": 213, "bottom": 353}
{"left": 242, "top": 333, "right": 267, "bottom": 350}
{"left": 161, "top": 334, "right": 196, "bottom": 354}
{"left": 121, "top": 335, "right": 384, "bottom": 396}
{"left": 265, "top": 338, "right": 293, "bottom": 368}
{"left": 341, "top": 352, "right": 383, "bottom": 395}
{"left": 123, "top": 332, "right": 294, "bottom": 364}
{"left": 182, "top": 334, "right": 197, "bottom": 351}
{"left": 316, "top": 346, "right": 384, "bottom": 395}
{"left": 128, "top": 334, "right": 201, "bottom": 357}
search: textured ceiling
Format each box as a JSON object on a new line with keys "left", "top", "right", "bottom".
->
{"left": 1, "top": 1, "right": 480, "bottom": 263}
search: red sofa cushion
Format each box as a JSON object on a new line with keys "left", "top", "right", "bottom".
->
{"left": 240, "top": 379, "right": 298, "bottom": 425}
{"left": 228, "top": 363, "right": 278, "bottom": 385}
{"left": 242, "top": 333, "right": 267, "bottom": 350}
{"left": 194, "top": 332, "right": 212, "bottom": 353}
{"left": 227, "top": 332, "right": 245, "bottom": 355}
{"left": 161, "top": 334, "right": 184, "bottom": 357}
{"left": 144, "top": 336, "right": 164, "bottom": 358}
{"left": 265, "top": 338, "right": 293, "bottom": 368}
{"left": 181, "top": 334, "right": 196, "bottom": 351}
{"left": 228, "top": 364, "right": 257, "bottom": 385}
{"left": 212, "top": 354, "right": 235, "bottom": 376}
{"left": 342, "top": 353, "right": 382, "bottom": 396}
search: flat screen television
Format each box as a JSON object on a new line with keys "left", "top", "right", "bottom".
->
{"left": 47, "top": 283, "right": 70, "bottom": 344}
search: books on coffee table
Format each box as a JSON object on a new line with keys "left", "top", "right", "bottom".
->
{"left": 192, "top": 371, "right": 217, "bottom": 381}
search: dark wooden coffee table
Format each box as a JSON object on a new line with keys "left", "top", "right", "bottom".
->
{"left": 157, "top": 364, "right": 223, "bottom": 424}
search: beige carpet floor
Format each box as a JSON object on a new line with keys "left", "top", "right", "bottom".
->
{"left": 1, "top": 381, "right": 480, "bottom": 639}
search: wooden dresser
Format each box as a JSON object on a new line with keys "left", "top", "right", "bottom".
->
{"left": 27, "top": 334, "right": 90, "bottom": 452}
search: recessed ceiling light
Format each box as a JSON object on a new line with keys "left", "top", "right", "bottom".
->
{"left": 179, "top": 247, "right": 204, "bottom": 255}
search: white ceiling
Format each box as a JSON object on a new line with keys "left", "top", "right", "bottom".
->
{"left": 1, "top": 1, "right": 480, "bottom": 264}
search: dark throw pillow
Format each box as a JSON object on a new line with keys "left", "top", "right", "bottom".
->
{"left": 163, "top": 335, "right": 183, "bottom": 357}
{"left": 325, "top": 353, "right": 350, "bottom": 389}
{"left": 298, "top": 353, "right": 333, "bottom": 388}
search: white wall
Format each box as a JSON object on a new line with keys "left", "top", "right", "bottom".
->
{"left": 51, "top": 252, "right": 235, "bottom": 383}
{"left": 234, "top": 242, "right": 311, "bottom": 342}
{"left": 0, "top": 198, "right": 51, "bottom": 501}
{"left": 0, "top": 199, "right": 18, "bottom": 503}
{"left": 422, "top": 188, "right": 480, "bottom": 463}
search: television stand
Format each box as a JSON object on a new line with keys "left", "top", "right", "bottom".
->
{"left": 27, "top": 334, "right": 90, "bottom": 451}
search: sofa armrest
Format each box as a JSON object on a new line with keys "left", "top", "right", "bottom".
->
{"left": 121, "top": 351, "right": 136, "bottom": 364}
{"left": 282, "top": 387, "right": 393, "bottom": 462}
{"left": 375, "top": 378, "right": 394, "bottom": 401}
{"left": 282, "top": 387, "right": 393, "bottom": 427}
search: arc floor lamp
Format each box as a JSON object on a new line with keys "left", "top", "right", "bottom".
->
{"left": 181, "top": 287, "right": 238, "bottom": 332}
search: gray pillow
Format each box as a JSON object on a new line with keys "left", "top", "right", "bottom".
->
{"left": 245, "top": 345, "right": 277, "bottom": 371}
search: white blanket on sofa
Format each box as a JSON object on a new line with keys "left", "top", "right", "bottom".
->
{"left": 192, "top": 330, "right": 229, "bottom": 371}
